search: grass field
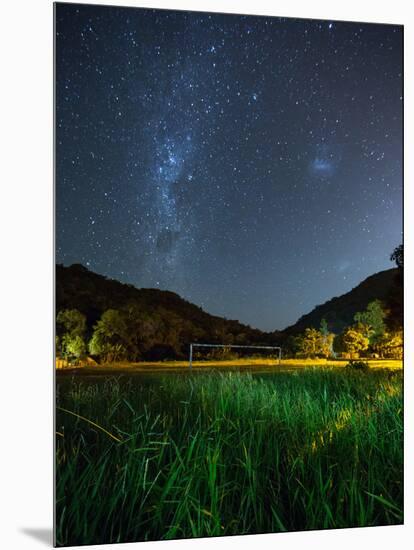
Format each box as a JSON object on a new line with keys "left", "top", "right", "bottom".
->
{"left": 57, "top": 357, "right": 402, "bottom": 373}
{"left": 55, "top": 365, "right": 403, "bottom": 546}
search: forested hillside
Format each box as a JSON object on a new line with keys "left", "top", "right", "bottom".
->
{"left": 56, "top": 259, "right": 402, "bottom": 362}
{"left": 283, "top": 268, "right": 399, "bottom": 335}
{"left": 56, "top": 264, "right": 267, "bottom": 360}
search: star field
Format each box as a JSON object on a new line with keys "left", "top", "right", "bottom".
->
{"left": 56, "top": 4, "right": 403, "bottom": 331}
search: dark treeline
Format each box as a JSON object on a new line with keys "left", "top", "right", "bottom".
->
{"left": 56, "top": 263, "right": 268, "bottom": 363}
{"left": 56, "top": 246, "right": 403, "bottom": 364}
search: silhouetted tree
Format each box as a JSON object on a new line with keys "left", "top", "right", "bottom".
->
{"left": 390, "top": 244, "right": 403, "bottom": 269}
{"left": 386, "top": 244, "right": 403, "bottom": 330}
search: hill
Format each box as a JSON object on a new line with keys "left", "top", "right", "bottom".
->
{"left": 56, "top": 264, "right": 266, "bottom": 355}
{"left": 282, "top": 268, "right": 399, "bottom": 335}
{"left": 56, "top": 264, "right": 400, "bottom": 360}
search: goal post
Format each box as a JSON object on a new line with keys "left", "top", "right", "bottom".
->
{"left": 188, "top": 343, "right": 282, "bottom": 369}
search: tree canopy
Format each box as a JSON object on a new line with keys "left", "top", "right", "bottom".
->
{"left": 390, "top": 244, "right": 403, "bottom": 269}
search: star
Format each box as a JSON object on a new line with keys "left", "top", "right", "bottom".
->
{"left": 56, "top": 4, "right": 402, "bottom": 330}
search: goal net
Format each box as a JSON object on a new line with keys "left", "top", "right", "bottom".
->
{"left": 188, "top": 343, "right": 282, "bottom": 369}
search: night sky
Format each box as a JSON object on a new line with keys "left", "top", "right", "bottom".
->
{"left": 56, "top": 3, "right": 403, "bottom": 331}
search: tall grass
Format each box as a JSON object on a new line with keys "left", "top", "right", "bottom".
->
{"left": 56, "top": 368, "right": 403, "bottom": 546}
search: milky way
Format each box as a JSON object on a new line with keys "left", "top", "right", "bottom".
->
{"left": 56, "top": 4, "right": 403, "bottom": 330}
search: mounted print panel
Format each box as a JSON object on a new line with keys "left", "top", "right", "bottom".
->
{"left": 55, "top": 2, "right": 403, "bottom": 547}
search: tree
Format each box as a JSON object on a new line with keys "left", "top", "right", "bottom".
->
{"left": 65, "top": 335, "right": 87, "bottom": 359}
{"left": 340, "top": 326, "right": 369, "bottom": 358}
{"left": 296, "top": 326, "right": 335, "bottom": 358}
{"left": 390, "top": 244, "right": 403, "bottom": 269}
{"left": 57, "top": 309, "right": 86, "bottom": 338}
{"left": 56, "top": 309, "right": 87, "bottom": 361}
{"left": 386, "top": 244, "right": 403, "bottom": 331}
{"left": 89, "top": 335, "right": 125, "bottom": 362}
{"left": 376, "top": 331, "right": 403, "bottom": 359}
{"left": 354, "top": 300, "right": 386, "bottom": 348}
{"left": 319, "top": 333, "right": 335, "bottom": 358}
{"left": 320, "top": 318, "right": 329, "bottom": 337}
{"left": 299, "top": 328, "right": 320, "bottom": 357}
{"left": 284, "top": 334, "right": 303, "bottom": 357}
{"left": 296, "top": 327, "right": 332, "bottom": 358}
{"left": 319, "top": 319, "right": 334, "bottom": 357}
{"left": 88, "top": 304, "right": 164, "bottom": 363}
{"left": 88, "top": 309, "right": 127, "bottom": 362}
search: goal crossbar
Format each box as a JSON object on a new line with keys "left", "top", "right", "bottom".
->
{"left": 189, "top": 343, "right": 282, "bottom": 369}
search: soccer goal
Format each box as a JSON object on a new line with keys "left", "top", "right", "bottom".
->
{"left": 188, "top": 343, "right": 282, "bottom": 369}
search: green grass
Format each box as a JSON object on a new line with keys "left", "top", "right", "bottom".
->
{"left": 55, "top": 367, "right": 403, "bottom": 546}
